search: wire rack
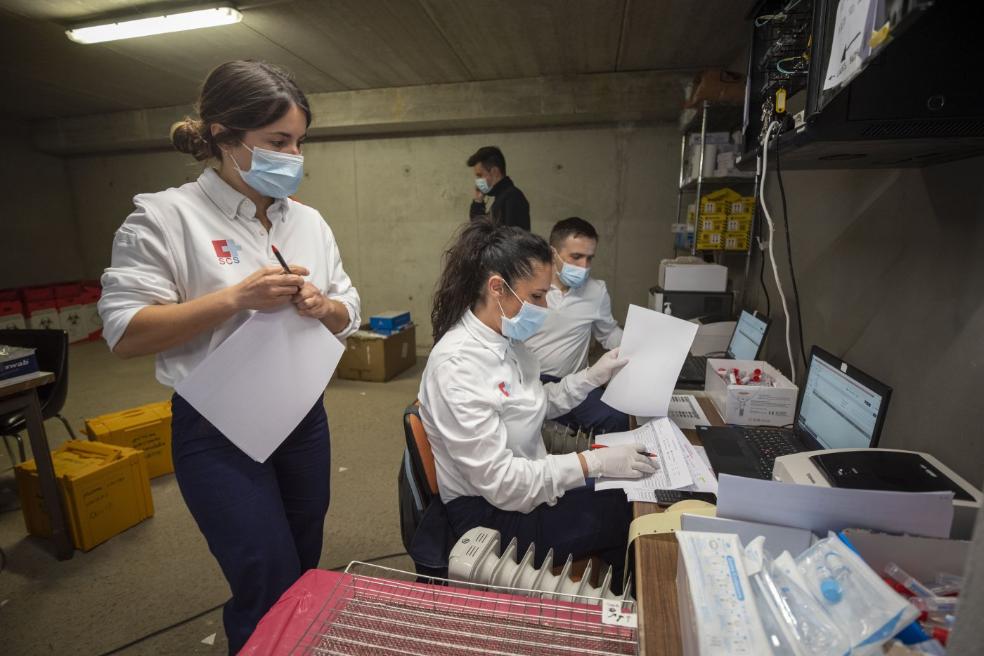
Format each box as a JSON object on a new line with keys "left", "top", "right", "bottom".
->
{"left": 289, "top": 562, "right": 638, "bottom": 656}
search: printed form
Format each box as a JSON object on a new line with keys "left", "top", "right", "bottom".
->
{"left": 594, "top": 418, "right": 693, "bottom": 494}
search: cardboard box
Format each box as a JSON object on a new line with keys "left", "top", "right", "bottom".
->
{"left": 25, "top": 300, "right": 61, "bottom": 330}
{"left": 53, "top": 283, "right": 83, "bottom": 299}
{"left": 0, "top": 300, "right": 26, "bottom": 330}
{"left": 79, "top": 289, "right": 103, "bottom": 340}
{"left": 21, "top": 286, "right": 55, "bottom": 303}
{"left": 657, "top": 260, "right": 728, "bottom": 292}
{"left": 705, "top": 358, "right": 798, "bottom": 426}
{"left": 337, "top": 324, "right": 416, "bottom": 382}
{"left": 84, "top": 401, "right": 173, "bottom": 478}
{"left": 369, "top": 310, "right": 411, "bottom": 336}
{"left": 15, "top": 440, "right": 154, "bottom": 551}
{"left": 57, "top": 299, "right": 89, "bottom": 343}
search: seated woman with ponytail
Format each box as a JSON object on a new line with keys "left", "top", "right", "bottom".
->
{"left": 418, "top": 219, "right": 658, "bottom": 591}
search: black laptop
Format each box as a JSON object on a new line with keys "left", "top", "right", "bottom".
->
{"left": 698, "top": 346, "right": 893, "bottom": 480}
{"left": 677, "top": 310, "right": 772, "bottom": 388}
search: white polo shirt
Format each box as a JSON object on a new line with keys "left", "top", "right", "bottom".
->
{"left": 98, "top": 167, "right": 361, "bottom": 388}
{"left": 419, "top": 310, "right": 595, "bottom": 513}
{"left": 525, "top": 278, "right": 623, "bottom": 377}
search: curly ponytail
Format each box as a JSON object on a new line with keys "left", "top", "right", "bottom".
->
{"left": 431, "top": 219, "right": 552, "bottom": 342}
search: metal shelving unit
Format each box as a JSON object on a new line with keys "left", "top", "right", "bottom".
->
{"left": 674, "top": 101, "right": 760, "bottom": 309}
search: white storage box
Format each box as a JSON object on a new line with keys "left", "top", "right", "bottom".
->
{"left": 657, "top": 260, "right": 727, "bottom": 292}
{"left": 705, "top": 358, "right": 798, "bottom": 426}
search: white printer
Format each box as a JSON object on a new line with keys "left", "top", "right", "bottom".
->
{"left": 774, "top": 448, "right": 982, "bottom": 539}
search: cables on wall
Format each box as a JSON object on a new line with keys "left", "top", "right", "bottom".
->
{"left": 773, "top": 128, "right": 808, "bottom": 368}
{"left": 759, "top": 121, "right": 798, "bottom": 383}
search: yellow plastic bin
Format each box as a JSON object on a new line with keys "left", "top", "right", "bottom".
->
{"left": 84, "top": 400, "right": 173, "bottom": 478}
{"left": 15, "top": 441, "right": 154, "bottom": 551}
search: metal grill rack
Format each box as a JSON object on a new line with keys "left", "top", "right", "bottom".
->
{"left": 290, "top": 562, "right": 638, "bottom": 656}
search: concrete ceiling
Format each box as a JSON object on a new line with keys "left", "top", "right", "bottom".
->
{"left": 0, "top": 0, "right": 753, "bottom": 120}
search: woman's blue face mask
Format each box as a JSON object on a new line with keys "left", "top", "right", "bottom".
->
{"left": 231, "top": 143, "right": 304, "bottom": 199}
{"left": 496, "top": 278, "right": 549, "bottom": 341}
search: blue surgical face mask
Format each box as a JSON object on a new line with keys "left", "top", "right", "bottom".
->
{"left": 555, "top": 252, "right": 590, "bottom": 289}
{"left": 475, "top": 177, "right": 491, "bottom": 194}
{"left": 232, "top": 144, "right": 304, "bottom": 199}
{"left": 497, "top": 279, "right": 549, "bottom": 342}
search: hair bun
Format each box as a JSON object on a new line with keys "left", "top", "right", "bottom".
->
{"left": 169, "top": 117, "right": 210, "bottom": 161}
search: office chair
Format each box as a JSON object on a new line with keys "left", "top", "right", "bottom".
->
{"left": 398, "top": 401, "right": 451, "bottom": 580}
{"left": 0, "top": 329, "right": 77, "bottom": 463}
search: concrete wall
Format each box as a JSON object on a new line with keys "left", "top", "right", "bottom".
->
{"left": 66, "top": 123, "right": 683, "bottom": 342}
{"left": 0, "top": 122, "right": 84, "bottom": 289}
{"left": 750, "top": 157, "right": 984, "bottom": 487}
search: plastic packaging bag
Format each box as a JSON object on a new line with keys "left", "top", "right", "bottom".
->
{"left": 795, "top": 533, "right": 918, "bottom": 655}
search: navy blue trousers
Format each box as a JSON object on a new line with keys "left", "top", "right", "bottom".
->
{"left": 541, "top": 374, "right": 630, "bottom": 435}
{"left": 446, "top": 483, "right": 632, "bottom": 594}
{"left": 170, "top": 394, "right": 331, "bottom": 655}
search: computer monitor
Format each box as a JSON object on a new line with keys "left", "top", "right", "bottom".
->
{"left": 726, "top": 310, "right": 770, "bottom": 360}
{"left": 795, "top": 347, "right": 893, "bottom": 451}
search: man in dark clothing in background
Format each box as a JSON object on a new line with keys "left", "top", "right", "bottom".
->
{"left": 467, "top": 146, "right": 530, "bottom": 231}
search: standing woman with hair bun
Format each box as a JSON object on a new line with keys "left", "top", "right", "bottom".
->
{"left": 98, "top": 60, "right": 360, "bottom": 653}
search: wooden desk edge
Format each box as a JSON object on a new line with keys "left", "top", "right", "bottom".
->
{"left": 633, "top": 394, "right": 722, "bottom": 656}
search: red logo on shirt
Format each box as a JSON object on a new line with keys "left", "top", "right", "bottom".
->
{"left": 212, "top": 239, "right": 242, "bottom": 265}
{"left": 498, "top": 382, "right": 510, "bottom": 397}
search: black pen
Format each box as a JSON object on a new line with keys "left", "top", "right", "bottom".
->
{"left": 271, "top": 244, "right": 291, "bottom": 274}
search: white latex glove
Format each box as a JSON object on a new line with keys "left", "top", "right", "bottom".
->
{"left": 584, "top": 348, "right": 628, "bottom": 387}
{"left": 581, "top": 443, "right": 659, "bottom": 479}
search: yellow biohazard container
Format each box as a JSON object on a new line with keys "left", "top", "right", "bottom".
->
{"left": 724, "top": 232, "right": 751, "bottom": 251}
{"left": 15, "top": 441, "right": 154, "bottom": 551}
{"left": 726, "top": 213, "right": 753, "bottom": 234}
{"left": 696, "top": 231, "right": 724, "bottom": 250}
{"left": 84, "top": 400, "right": 173, "bottom": 478}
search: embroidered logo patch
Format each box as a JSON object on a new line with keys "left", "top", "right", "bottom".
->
{"left": 498, "top": 382, "right": 510, "bottom": 397}
{"left": 212, "top": 239, "right": 242, "bottom": 265}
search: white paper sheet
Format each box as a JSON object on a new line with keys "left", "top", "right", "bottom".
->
{"left": 823, "top": 0, "right": 881, "bottom": 90}
{"left": 175, "top": 307, "right": 344, "bottom": 463}
{"left": 674, "top": 429, "right": 718, "bottom": 495}
{"left": 667, "top": 394, "right": 711, "bottom": 429}
{"left": 594, "top": 418, "right": 693, "bottom": 494}
{"left": 601, "top": 305, "right": 698, "bottom": 417}
{"left": 716, "top": 474, "right": 955, "bottom": 539}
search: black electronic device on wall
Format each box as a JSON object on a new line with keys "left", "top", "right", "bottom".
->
{"left": 740, "top": 0, "right": 984, "bottom": 169}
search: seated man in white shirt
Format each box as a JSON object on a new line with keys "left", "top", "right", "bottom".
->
{"left": 525, "top": 217, "right": 629, "bottom": 434}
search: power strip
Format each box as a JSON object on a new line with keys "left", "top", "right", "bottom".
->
{"left": 448, "top": 527, "right": 630, "bottom": 603}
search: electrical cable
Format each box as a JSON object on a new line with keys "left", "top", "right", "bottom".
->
{"left": 758, "top": 236, "right": 772, "bottom": 318}
{"left": 774, "top": 124, "right": 808, "bottom": 367}
{"left": 759, "top": 121, "right": 797, "bottom": 383}
{"left": 94, "top": 550, "right": 411, "bottom": 656}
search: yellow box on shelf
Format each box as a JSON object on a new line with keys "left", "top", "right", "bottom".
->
{"left": 726, "top": 213, "right": 753, "bottom": 233}
{"left": 725, "top": 232, "right": 751, "bottom": 251}
{"left": 729, "top": 197, "right": 756, "bottom": 215}
{"left": 696, "top": 231, "right": 724, "bottom": 250}
{"left": 84, "top": 400, "right": 173, "bottom": 478}
{"left": 698, "top": 214, "right": 727, "bottom": 233}
{"left": 15, "top": 440, "right": 154, "bottom": 552}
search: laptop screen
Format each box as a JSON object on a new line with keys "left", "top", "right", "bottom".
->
{"left": 796, "top": 353, "right": 885, "bottom": 450}
{"left": 727, "top": 311, "right": 769, "bottom": 360}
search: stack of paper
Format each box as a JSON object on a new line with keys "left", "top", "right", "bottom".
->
{"left": 594, "top": 418, "right": 717, "bottom": 502}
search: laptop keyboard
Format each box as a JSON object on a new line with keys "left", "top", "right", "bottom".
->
{"left": 680, "top": 355, "right": 707, "bottom": 381}
{"left": 740, "top": 427, "right": 800, "bottom": 478}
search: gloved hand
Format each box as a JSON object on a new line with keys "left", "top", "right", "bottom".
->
{"left": 584, "top": 348, "right": 628, "bottom": 387}
{"left": 581, "top": 443, "right": 659, "bottom": 479}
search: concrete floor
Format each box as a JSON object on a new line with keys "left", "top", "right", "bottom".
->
{"left": 0, "top": 339, "right": 420, "bottom": 655}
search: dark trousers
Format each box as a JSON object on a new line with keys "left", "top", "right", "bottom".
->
{"left": 170, "top": 393, "right": 331, "bottom": 655}
{"left": 541, "top": 374, "right": 630, "bottom": 435}
{"left": 446, "top": 482, "right": 632, "bottom": 594}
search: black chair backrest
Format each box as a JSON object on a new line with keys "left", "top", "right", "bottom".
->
{"left": 0, "top": 329, "right": 70, "bottom": 418}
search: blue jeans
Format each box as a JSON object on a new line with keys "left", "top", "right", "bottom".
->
{"left": 170, "top": 393, "right": 331, "bottom": 655}
{"left": 541, "top": 374, "right": 630, "bottom": 435}
{"left": 446, "top": 482, "right": 632, "bottom": 594}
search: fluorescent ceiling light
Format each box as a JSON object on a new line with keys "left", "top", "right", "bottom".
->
{"left": 66, "top": 6, "right": 242, "bottom": 44}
